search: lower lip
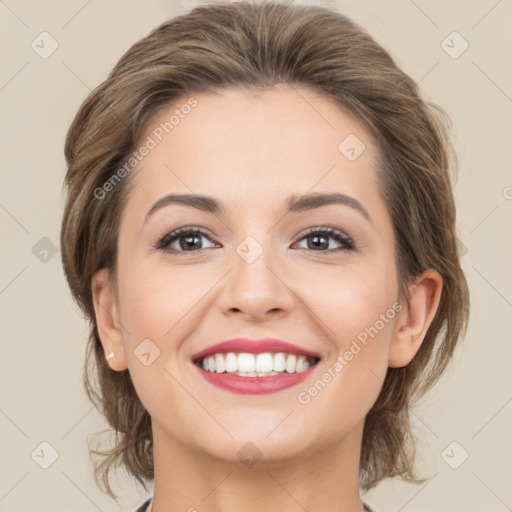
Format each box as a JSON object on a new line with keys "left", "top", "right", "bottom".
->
{"left": 194, "top": 363, "right": 318, "bottom": 394}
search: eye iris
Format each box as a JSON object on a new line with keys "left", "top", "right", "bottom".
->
{"left": 180, "top": 234, "right": 202, "bottom": 250}
{"left": 309, "top": 233, "right": 329, "bottom": 250}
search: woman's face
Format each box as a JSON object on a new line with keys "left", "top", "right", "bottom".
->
{"left": 100, "top": 84, "right": 407, "bottom": 463}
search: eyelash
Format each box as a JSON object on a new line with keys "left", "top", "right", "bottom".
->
{"left": 153, "top": 226, "right": 356, "bottom": 255}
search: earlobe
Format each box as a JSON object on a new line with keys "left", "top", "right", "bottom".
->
{"left": 91, "top": 269, "right": 128, "bottom": 371}
{"left": 388, "top": 269, "right": 443, "bottom": 368}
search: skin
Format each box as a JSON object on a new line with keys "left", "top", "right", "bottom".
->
{"left": 92, "top": 83, "right": 442, "bottom": 512}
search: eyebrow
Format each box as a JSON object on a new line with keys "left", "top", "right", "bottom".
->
{"left": 144, "top": 191, "right": 371, "bottom": 224}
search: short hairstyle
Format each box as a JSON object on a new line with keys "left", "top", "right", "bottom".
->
{"left": 60, "top": 0, "right": 470, "bottom": 498}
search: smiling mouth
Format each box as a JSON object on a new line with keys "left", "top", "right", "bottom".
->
{"left": 193, "top": 352, "right": 321, "bottom": 377}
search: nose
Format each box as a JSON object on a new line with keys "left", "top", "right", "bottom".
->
{"left": 217, "top": 240, "right": 296, "bottom": 322}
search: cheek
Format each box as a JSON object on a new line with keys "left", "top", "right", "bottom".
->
{"left": 292, "top": 274, "right": 398, "bottom": 448}
{"left": 302, "top": 262, "right": 398, "bottom": 344}
{"left": 295, "top": 268, "right": 398, "bottom": 426}
{"left": 117, "top": 259, "right": 207, "bottom": 341}
{"left": 115, "top": 262, "right": 203, "bottom": 414}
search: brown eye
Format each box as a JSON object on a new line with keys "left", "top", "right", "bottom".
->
{"left": 294, "top": 227, "right": 355, "bottom": 252}
{"left": 155, "top": 227, "right": 217, "bottom": 254}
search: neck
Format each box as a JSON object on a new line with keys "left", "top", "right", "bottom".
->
{"left": 149, "top": 418, "right": 367, "bottom": 512}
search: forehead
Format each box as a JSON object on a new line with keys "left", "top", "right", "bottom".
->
{"left": 124, "top": 84, "right": 384, "bottom": 222}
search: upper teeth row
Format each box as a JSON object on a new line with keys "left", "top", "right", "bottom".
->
{"left": 200, "top": 352, "right": 316, "bottom": 374}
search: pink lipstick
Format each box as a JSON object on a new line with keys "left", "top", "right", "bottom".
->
{"left": 191, "top": 337, "right": 321, "bottom": 395}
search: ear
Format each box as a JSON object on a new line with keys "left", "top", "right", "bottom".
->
{"left": 388, "top": 269, "right": 443, "bottom": 368}
{"left": 91, "top": 268, "right": 128, "bottom": 371}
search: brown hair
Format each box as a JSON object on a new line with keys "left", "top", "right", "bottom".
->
{"left": 60, "top": 0, "right": 470, "bottom": 498}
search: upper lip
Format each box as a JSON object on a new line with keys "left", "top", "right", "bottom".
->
{"left": 191, "top": 338, "right": 321, "bottom": 363}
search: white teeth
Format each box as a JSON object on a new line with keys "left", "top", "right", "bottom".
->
{"left": 198, "top": 352, "right": 317, "bottom": 375}
{"left": 237, "top": 353, "right": 255, "bottom": 372}
{"left": 215, "top": 353, "right": 225, "bottom": 373}
{"left": 285, "top": 354, "right": 297, "bottom": 373}
{"left": 255, "top": 353, "right": 273, "bottom": 372}
{"left": 272, "top": 352, "right": 286, "bottom": 372}
{"left": 225, "top": 352, "right": 238, "bottom": 373}
{"left": 296, "top": 355, "right": 308, "bottom": 373}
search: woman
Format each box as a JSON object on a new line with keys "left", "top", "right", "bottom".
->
{"left": 60, "top": 1, "right": 470, "bottom": 511}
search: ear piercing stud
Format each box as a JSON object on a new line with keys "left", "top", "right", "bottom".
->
{"left": 106, "top": 352, "right": 115, "bottom": 360}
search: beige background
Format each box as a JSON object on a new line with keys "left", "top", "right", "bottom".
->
{"left": 1, "top": 0, "right": 511, "bottom": 511}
